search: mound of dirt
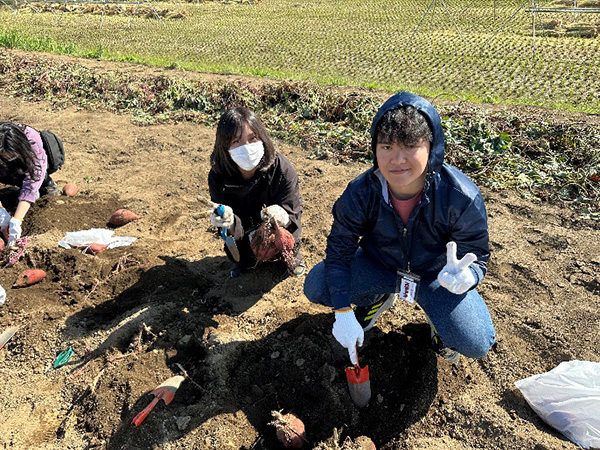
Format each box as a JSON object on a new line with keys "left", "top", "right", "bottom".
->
{"left": 0, "top": 62, "right": 599, "bottom": 450}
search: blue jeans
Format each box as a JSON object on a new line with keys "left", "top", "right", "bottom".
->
{"left": 304, "top": 249, "right": 496, "bottom": 359}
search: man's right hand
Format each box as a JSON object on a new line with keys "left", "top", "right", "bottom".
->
{"left": 332, "top": 310, "right": 364, "bottom": 365}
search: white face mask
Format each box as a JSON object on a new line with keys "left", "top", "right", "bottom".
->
{"left": 229, "top": 141, "right": 265, "bottom": 171}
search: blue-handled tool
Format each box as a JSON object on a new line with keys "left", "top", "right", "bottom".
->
{"left": 216, "top": 205, "right": 240, "bottom": 262}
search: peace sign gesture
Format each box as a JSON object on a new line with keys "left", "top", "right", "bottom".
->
{"left": 437, "top": 241, "right": 477, "bottom": 295}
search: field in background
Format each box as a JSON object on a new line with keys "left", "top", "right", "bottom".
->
{"left": 0, "top": 0, "right": 599, "bottom": 113}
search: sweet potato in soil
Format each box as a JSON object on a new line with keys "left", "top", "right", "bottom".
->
{"left": 270, "top": 411, "right": 307, "bottom": 449}
{"left": 12, "top": 269, "right": 46, "bottom": 288}
{"left": 63, "top": 183, "right": 78, "bottom": 196}
{"left": 109, "top": 209, "right": 142, "bottom": 226}
{"left": 341, "top": 436, "right": 377, "bottom": 450}
{"left": 80, "top": 243, "right": 109, "bottom": 255}
{"left": 250, "top": 214, "right": 297, "bottom": 273}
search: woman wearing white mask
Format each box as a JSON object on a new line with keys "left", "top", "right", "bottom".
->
{"left": 208, "top": 107, "right": 305, "bottom": 278}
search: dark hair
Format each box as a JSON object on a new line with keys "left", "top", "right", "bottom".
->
{"left": 0, "top": 122, "right": 42, "bottom": 182}
{"left": 210, "top": 107, "right": 276, "bottom": 177}
{"left": 375, "top": 106, "right": 433, "bottom": 146}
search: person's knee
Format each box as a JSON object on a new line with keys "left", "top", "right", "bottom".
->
{"left": 303, "top": 267, "right": 321, "bottom": 303}
{"left": 458, "top": 332, "right": 496, "bottom": 359}
{"left": 303, "top": 264, "right": 330, "bottom": 306}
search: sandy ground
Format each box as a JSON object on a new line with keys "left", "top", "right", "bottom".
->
{"left": 0, "top": 57, "right": 599, "bottom": 450}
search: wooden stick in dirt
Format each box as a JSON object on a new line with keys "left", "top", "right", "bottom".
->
{"left": 175, "top": 363, "right": 206, "bottom": 392}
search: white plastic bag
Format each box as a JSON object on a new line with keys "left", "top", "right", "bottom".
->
{"left": 58, "top": 228, "right": 136, "bottom": 250}
{"left": 515, "top": 360, "right": 600, "bottom": 449}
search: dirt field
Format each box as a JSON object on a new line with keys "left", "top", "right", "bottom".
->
{"left": 0, "top": 57, "right": 599, "bottom": 449}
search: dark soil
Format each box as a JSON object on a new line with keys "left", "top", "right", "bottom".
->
{"left": 0, "top": 53, "right": 599, "bottom": 450}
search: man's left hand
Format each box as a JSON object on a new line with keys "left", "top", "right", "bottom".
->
{"left": 437, "top": 241, "right": 477, "bottom": 295}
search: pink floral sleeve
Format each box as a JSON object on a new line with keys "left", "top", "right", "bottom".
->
{"left": 19, "top": 127, "right": 48, "bottom": 203}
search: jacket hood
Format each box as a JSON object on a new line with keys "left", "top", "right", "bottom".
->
{"left": 370, "top": 92, "right": 445, "bottom": 173}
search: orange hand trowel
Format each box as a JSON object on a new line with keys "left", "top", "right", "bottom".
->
{"left": 345, "top": 347, "right": 371, "bottom": 408}
{"left": 131, "top": 375, "right": 185, "bottom": 427}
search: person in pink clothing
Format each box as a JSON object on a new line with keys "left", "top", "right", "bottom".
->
{"left": 0, "top": 122, "right": 63, "bottom": 247}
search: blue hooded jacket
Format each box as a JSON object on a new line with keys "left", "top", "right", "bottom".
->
{"left": 325, "top": 92, "right": 489, "bottom": 310}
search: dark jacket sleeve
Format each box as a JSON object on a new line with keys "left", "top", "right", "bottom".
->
{"left": 450, "top": 193, "right": 489, "bottom": 286}
{"left": 324, "top": 176, "right": 373, "bottom": 310}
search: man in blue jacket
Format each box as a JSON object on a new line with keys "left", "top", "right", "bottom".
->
{"left": 304, "top": 92, "right": 496, "bottom": 365}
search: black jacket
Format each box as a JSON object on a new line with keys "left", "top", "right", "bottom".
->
{"left": 208, "top": 152, "right": 302, "bottom": 266}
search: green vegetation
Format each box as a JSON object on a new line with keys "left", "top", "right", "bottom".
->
{"left": 0, "top": 0, "right": 599, "bottom": 113}
{"left": 1, "top": 52, "right": 598, "bottom": 217}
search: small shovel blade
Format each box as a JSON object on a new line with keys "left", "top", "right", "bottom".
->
{"left": 152, "top": 375, "right": 185, "bottom": 405}
{"left": 131, "top": 375, "right": 185, "bottom": 427}
{"left": 346, "top": 363, "right": 371, "bottom": 408}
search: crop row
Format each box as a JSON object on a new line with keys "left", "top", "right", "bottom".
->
{"left": 0, "top": 0, "right": 599, "bottom": 112}
{"left": 0, "top": 51, "right": 598, "bottom": 216}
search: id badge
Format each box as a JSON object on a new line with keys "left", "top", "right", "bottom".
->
{"left": 396, "top": 270, "right": 421, "bottom": 304}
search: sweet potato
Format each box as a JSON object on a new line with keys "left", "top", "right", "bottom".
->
{"left": 0, "top": 239, "right": 4, "bottom": 252}
{"left": 13, "top": 269, "right": 46, "bottom": 288}
{"left": 341, "top": 436, "right": 377, "bottom": 450}
{"left": 250, "top": 212, "right": 297, "bottom": 273}
{"left": 81, "top": 243, "right": 108, "bottom": 255}
{"left": 109, "top": 209, "right": 141, "bottom": 226}
{"left": 63, "top": 182, "right": 78, "bottom": 196}
{"left": 270, "top": 411, "right": 307, "bottom": 449}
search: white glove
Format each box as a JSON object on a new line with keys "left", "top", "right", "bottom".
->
{"left": 210, "top": 205, "right": 234, "bottom": 229}
{"left": 332, "top": 310, "right": 364, "bottom": 365}
{"left": 437, "top": 241, "right": 477, "bottom": 295}
{"left": 261, "top": 204, "right": 291, "bottom": 227}
{"left": 7, "top": 217, "right": 22, "bottom": 248}
{"left": 0, "top": 208, "right": 11, "bottom": 230}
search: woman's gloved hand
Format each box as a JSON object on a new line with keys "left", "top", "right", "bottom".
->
{"left": 210, "top": 205, "right": 234, "bottom": 229}
{"left": 0, "top": 208, "right": 11, "bottom": 230}
{"left": 437, "top": 241, "right": 477, "bottom": 295}
{"left": 332, "top": 309, "right": 364, "bottom": 365}
{"left": 261, "top": 204, "right": 290, "bottom": 227}
{"left": 7, "top": 217, "right": 22, "bottom": 247}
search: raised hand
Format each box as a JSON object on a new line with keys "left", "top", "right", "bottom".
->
{"left": 437, "top": 241, "right": 477, "bottom": 295}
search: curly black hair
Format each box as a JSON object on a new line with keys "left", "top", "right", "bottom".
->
{"left": 375, "top": 106, "right": 433, "bottom": 146}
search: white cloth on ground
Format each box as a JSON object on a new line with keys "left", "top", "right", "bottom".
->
{"left": 58, "top": 228, "right": 136, "bottom": 249}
